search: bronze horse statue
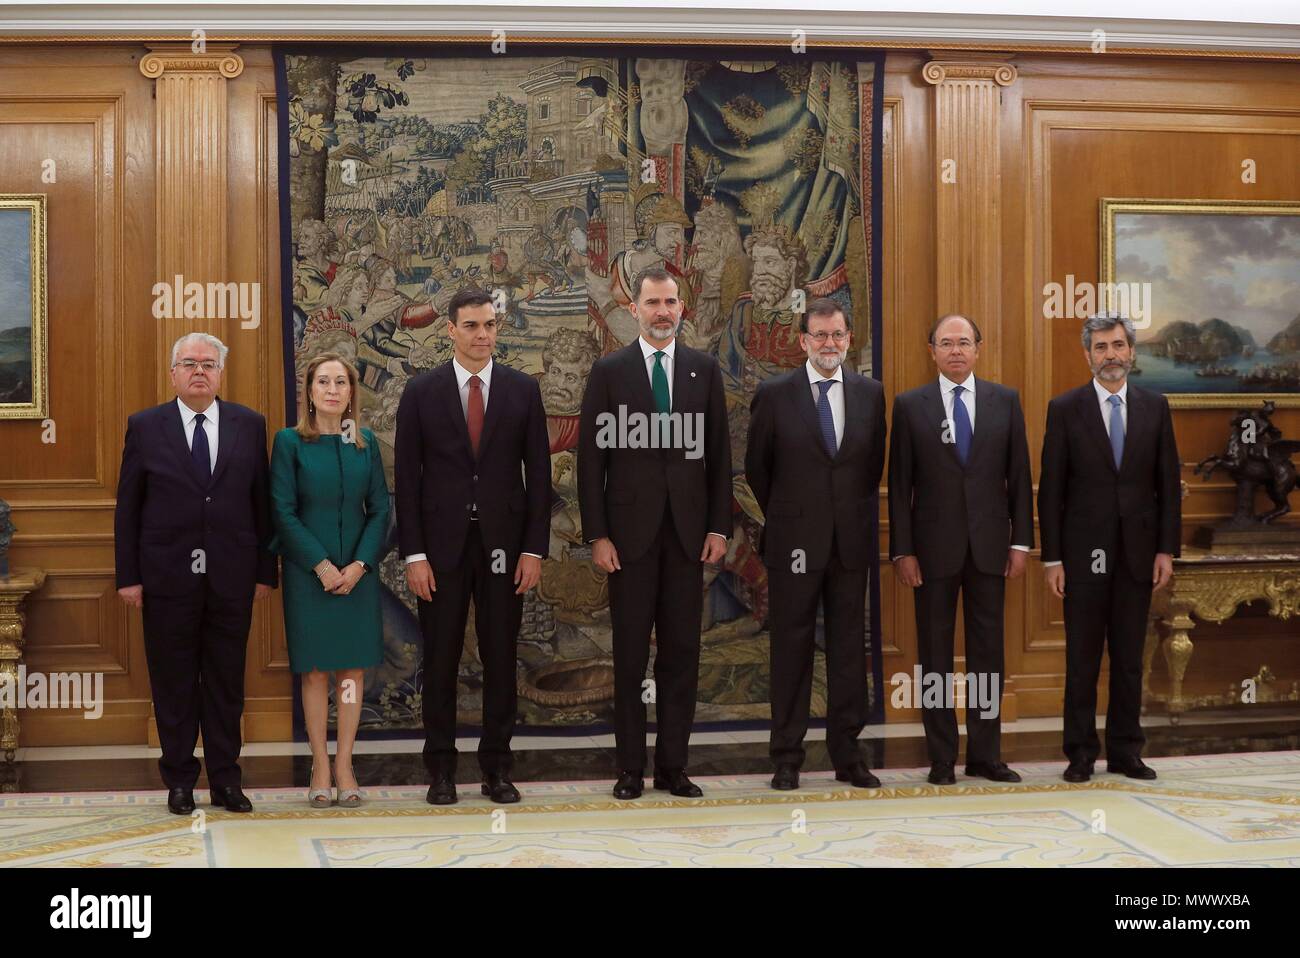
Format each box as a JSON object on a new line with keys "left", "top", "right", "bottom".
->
{"left": 1194, "top": 401, "right": 1300, "bottom": 524}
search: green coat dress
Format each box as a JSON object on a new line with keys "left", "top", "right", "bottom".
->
{"left": 270, "top": 427, "right": 390, "bottom": 673}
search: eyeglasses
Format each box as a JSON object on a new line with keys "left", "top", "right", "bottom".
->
{"left": 934, "top": 339, "right": 976, "bottom": 352}
{"left": 174, "top": 360, "right": 221, "bottom": 373}
{"left": 806, "top": 331, "right": 849, "bottom": 344}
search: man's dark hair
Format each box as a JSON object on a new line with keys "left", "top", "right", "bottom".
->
{"left": 631, "top": 266, "right": 679, "bottom": 302}
{"left": 927, "top": 313, "right": 983, "bottom": 345}
{"left": 448, "top": 287, "right": 495, "bottom": 325}
{"left": 799, "top": 296, "right": 852, "bottom": 334}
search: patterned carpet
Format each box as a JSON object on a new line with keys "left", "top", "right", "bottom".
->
{"left": 3, "top": 752, "right": 1299, "bottom": 867}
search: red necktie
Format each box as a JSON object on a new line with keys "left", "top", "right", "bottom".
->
{"left": 467, "top": 375, "right": 484, "bottom": 457}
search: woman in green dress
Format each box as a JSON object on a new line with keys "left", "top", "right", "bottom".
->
{"left": 271, "top": 353, "right": 390, "bottom": 808}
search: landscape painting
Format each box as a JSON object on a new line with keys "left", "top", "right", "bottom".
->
{"left": 0, "top": 194, "right": 47, "bottom": 420}
{"left": 1101, "top": 199, "right": 1300, "bottom": 408}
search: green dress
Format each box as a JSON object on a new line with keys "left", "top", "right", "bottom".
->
{"left": 269, "top": 427, "right": 390, "bottom": 673}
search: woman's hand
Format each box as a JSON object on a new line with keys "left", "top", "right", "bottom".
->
{"left": 315, "top": 560, "right": 345, "bottom": 593}
{"left": 330, "top": 561, "right": 366, "bottom": 595}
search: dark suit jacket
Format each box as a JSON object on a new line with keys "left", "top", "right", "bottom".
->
{"left": 744, "top": 367, "right": 886, "bottom": 572}
{"left": 1038, "top": 381, "right": 1181, "bottom": 583}
{"left": 577, "top": 340, "right": 732, "bottom": 562}
{"left": 114, "top": 398, "right": 277, "bottom": 599}
{"left": 394, "top": 360, "right": 551, "bottom": 572}
{"left": 888, "top": 378, "right": 1035, "bottom": 579}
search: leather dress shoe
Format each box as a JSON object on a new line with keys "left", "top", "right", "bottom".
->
{"left": 426, "top": 773, "right": 458, "bottom": 805}
{"left": 167, "top": 787, "right": 195, "bottom": 815}
{"left": 481, "top": 773, "right": 521, "bottom": 804}
{"left": 210, "top": 785, "right": 253, "bottom": 813}
{"left": 928, "top": 762, "right": 957, "bottom": 785}
{"left": 965, "top": 761, "right": 1022, "bottom": 783}
{"left": 835, "top": 762, "right": 881, "bottom": 789}
{"left": 1108, "top": 757, "right": 1157, "bottom": 780}
{"left": 1063, "top": 759, "right": 1094, "bottom": 783}
{"left": 771, "top": 764, "right": 800, "bottom": 791}
{"left": 653, "top": 768, "right": 703, "bottom": 797}
{"left": 612, "top": 770, "right": 644, "bottom": 800}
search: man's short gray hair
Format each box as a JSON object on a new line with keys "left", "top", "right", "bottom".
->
{"left": 171, "top": 332, "right": 229, "bottom": 369}
{"left": 1081, "top": 312, "right": 1136, "bottom": 351}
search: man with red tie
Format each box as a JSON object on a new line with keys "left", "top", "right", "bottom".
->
{"left": 395, "top": 289, "right": 552, "bottom": 805}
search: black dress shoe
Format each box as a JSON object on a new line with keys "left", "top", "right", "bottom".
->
{"left": 771, "top": 764, "right": 800, "bottom": 791}
{"left": 1063, "top": 759, "right": 1094, "bottom": 783}
{"left": 167, "top": 787, "right": 195, "bottom": 815}
{"left": 481, "top": 773, "right": 521, "bottom": 804}
{"left": 210, "top": 785, "right": 253, "bottom": 813}
{"left": 965, "top": 761, "right": 1023, "bottom": 783}
{"left": 928, "top": 762, "right": 957, "bottom": 785}
{"left": 1108, "top": 757, "right": 1157, "bottom": 780}
{"left": 426, "top": 773, "right": 458, "bottom": 805}
{"left": 612, "top": 770, "right": 644, "bottom": 800}
{"left": 835, "top": 762, "right": 881, "bottom": 789}
{"left": 653, "top": 768, "right": 703, "bottom": 797}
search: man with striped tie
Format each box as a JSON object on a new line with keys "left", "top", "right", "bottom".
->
{"left": 745, "top": 298, "right": 886, "bottom": 790}
{"left": 889, "top": 314, "right": 1034, "bottom": 786}
{"left": 1038, "top": 313, "right": 1180, "bottom": 784}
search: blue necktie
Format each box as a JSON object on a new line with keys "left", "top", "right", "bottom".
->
{"left": 191, "top": 412, "right": 212, "bottom": 483}
{"left": 1107, "top": 393, "right": 1125, "bottom": 468}
{"left": 951, "top": 384, "right": 972, "bottom": 466}
{"left": 816, "top": 379, "right": 838, "bottom": 457}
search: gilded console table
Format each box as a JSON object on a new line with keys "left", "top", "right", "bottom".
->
{"left": 0, "top": 567, "right": 46, "bottom": 763}
{"left": 1142, "top": 549, "right": 1300, "bottom": 723}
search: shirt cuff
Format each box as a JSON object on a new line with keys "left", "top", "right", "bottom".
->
{"left": 1042, "top": 560, "right": 1062, "bottom": 567}
{"left": 404, "top": 553, "right": 427, "bottom": 564}
{"left": 707, "top": 532, "right": 727, "bottom": 540}
{"left": 1010, "top": 545, "right": 1031, "bottom": 552}
{"left": 520, "top": 552, "right": 542, "bottom": 559}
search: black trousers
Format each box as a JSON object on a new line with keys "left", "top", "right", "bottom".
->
{"left": 141, "top": 580, "right": 253, "bottom": 790}
{"left": 913, "top": 547, "right": 1006, "bottom": 767}
{"left": 420, "top": 523, "right": 523, "bottom": 777}
{"left": 607, "top": 508, "right": 704, "bottom": 772}
{"left": 767, "top": 535, "right": 869, "bottom": 770}
{"left": 1062, "top": 559, "right": 1152, "bottom": 764}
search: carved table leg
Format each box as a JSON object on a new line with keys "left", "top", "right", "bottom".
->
{"left": 1162, "top": 603, "right": 1196, "bottom": 725}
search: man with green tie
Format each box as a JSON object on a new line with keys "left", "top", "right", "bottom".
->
{"left": 578, "top": 267, "right": 733, "bottom": 800}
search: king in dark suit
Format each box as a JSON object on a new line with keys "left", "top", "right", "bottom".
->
{"left": 745, "top": 298, "right": 886, "bottom": 791}
{"left": 114, "top": 333, "right": 278, "bottom": 815}
{"left": 395, "top": 288, "right": 551, "bottom": 806}
{"left": 578, "top": 267, "right": 732, "bottom": 800}
{"left": 889, "top": 314, "right": 1034, "bottom": 785}
{"left": 1039, "top": 313, "right": 1180, "bottom": 783}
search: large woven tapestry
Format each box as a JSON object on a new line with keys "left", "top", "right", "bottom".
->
{"left": 276, "top": 48, "right": 884, "bottom": 732}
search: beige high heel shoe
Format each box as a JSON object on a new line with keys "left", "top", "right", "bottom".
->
{"left": 335, "top": 762, "right": 362, "bottom": 808}
{"left": 308, "top": 764, "right": 333, "bottom": 808}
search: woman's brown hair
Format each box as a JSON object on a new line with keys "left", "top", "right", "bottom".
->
{"left": 296, "top": 352, "right": 367, "bottom": 449}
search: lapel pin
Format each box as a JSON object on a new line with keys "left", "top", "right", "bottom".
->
{"left": 690, "top": 371, "right": 696, "bottom": 378}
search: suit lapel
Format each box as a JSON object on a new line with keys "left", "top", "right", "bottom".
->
{"left": 965, "top": 378, "right": 993, "bottom": 468}
{"left": 439, "top": 363, "right": 473, "bottom": 460}
{"left": 164, "top": 401, "right": 207, "bottom": 492}
{"left": 209, "top": 400, "right": 241, "bottom": 488}
{"left": 924, "top": 380, "right": 962, "bottom": 468}
{"left": 1119, "top": 384, "right": 1141, "bottom": 473}
{"left": 670, "top": 342, "right": 692, "bottom": 412}
{"left": 838, "top": 373, "right": 863, "bottom": 459}
{"left": 627, "top": 341, "right": 656, "bottom": 416}
{"left": 1081, "top": 383, "right": 1119, "bottom": 474}
{"left": 477, "top": 365, "right": 506, "bottom": 461}
{"left": 794, "top": 367, "right": 833, "bottom": 462}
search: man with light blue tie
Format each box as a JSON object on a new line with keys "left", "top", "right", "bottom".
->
{"left": 889, "top": 314, "right": 1035, "bottom": 785}
{"left": 1038, "top": 313, "right": 1180, "bottom": 783}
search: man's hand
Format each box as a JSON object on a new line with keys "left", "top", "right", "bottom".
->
{"left": 700, "top": 534, "right": 727, "bottom": 565}
{"left": 1045, "top": 564, "right": 1066, "bottom": 599}
{"left": 893, "top": 555, "right": 923, "bottom": 588}
{"left": 331, "top": 562, "right": 365, "bottom": 595}
{"left": 316, "top": 560, "right": 345, "bottom": 593}
{"left": 592, "top": 537, "right": 621, "bottom": 574}
{"left": 117, "top": 585, "right": 143, "bottom": 609}
{"left": 1004, "top": 549, "right": 1027, "bottom": 579}
{"left": 515, "top": 554, "right": 542, "bottom": 594}
{"left": 1153, "top": 552, "right": 1174, "bottom": 591}
{"left": 254, "top": 584, "right": 274, "bottom": 601}
{"left": 406, "top": 559, "right": 436, "bottom": 601}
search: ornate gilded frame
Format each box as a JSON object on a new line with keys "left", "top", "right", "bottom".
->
{"left": 0, "top": 194, "right": 48, "bottom": 420}
{"left": 1100, "top": 197, "right": 1300, "bottom": 409}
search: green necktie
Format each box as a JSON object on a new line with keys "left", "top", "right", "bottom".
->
{"left": 652, "top": 350, "right": 671, "bottom": 414}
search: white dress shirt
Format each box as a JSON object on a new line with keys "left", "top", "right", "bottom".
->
{"left": 406, "top": 357, "right": 540, "bottom": 564}
{"left": 1043, "top": 379, "right": 1129, "bottom": 568}
{"left": 639, "top": 335, "right": 675, "bottom": 406}
{"left": 806, "top": 360, "right": 845, "bottom": 448}
{"left": 177, "top": 397, "right": 218, "bottom": 473}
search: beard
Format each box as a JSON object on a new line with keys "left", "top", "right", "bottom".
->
{"left": 1092, "top": 357, "right": 1131, "bottom": 381}
{"left": 811, "top": 349, "right": 846, "bottom": 371}
{"left": 540, "top": 381, "right": 576, "bottom": 410}
{"left": 641, "top": 319, "right": 680, "bottom": 341}
{"left": 752, "top": 271, "right": 791, "bottom": 308}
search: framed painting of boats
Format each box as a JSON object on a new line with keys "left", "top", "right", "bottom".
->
{"left": 1100, "top": 198, "right": 1300, "bottom": 409}
{"left": 0, "top": 194, "right": 48, "bottom": 420}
